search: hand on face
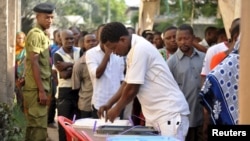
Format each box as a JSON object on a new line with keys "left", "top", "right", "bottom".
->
{"left": 104, "top": 45, "right": 113, "bottom": 55}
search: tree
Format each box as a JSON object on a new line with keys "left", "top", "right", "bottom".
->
{"left": 21, "top": 0, "right": 127, "bottom": 33}
{"left": 154, "top": 0, "right": 220, "bottom": 31}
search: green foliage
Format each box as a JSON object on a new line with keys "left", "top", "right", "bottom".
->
{"left": 21, "top": 17, "right": 34, "bottom": 35}
{"left": 199, "top": 2, "right": 217, "bottom": 17}
{"left": 181, "top": 0, "right": 193, "bottom": 21}
{"left": 95, "top": 0, "right": 127, "bottom": 22}
{"left": 61, "top": 3, "right": 87, "bottom": 15}
{"left": 155, "top": 0, "right": 220, "bottom": 31}
{"left": 0, "top": 103, "right": 26, "bottom": 141}
{"left": 131, "top": 11, "right": 139, "bottom": 27}
{"left": 21, "top": 0, "right": 127, "bottom": 32}
{"left": 215, "top": 18, "right": 225, "bottom": 28}
{"left": 154, "top": 21, "right": 174, "bottom": 32}
{"left": 161, "top": 0, "right": 218, "bottom": 18}
{"left": 161, "top": 0, "right": 168, "bottom": 15}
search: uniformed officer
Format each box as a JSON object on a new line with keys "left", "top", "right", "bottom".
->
{"left": 23, "top": 2, "right": 55, "bottom": 141}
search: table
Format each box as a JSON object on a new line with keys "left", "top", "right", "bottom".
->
{"left": 72, "top": 118, "right": 178, "bottom": 141}
{"left": 72, "top": 118, "right": 131, "bottom": 141}
{"left": 74, "top": 127, "right": 179, "bottom": 141}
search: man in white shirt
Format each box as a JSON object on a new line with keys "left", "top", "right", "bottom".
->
{"left": 71, "top": 34, "right": 97, "bottom": 118}
{"left": 85, "top": 25, "right": 125, "bottom": 118}
{"left": 201, "top": 18, "right": 240, "bottom": 84}
{"left": 98, "top": 22, "right": 190, "bottom": 141}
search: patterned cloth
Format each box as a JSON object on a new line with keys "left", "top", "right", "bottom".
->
{"left": 15, "top": 47, "right": 26, "bottom": 78}
{"left": 200, "top": 50, "right": 239, "bottom": 125}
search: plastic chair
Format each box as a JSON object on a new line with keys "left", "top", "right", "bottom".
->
{"left": 67, "top": 125, "right": 93, "bottom": 141}
{"left": 57, "top": 116, "right": 74, "bottom": 141}
{"left": 57, "top": 116, "right": 92, "bottom": 141}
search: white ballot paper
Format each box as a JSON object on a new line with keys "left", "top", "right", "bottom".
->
{"left": 72, "top": 118, "right": 132, "bottom": 129}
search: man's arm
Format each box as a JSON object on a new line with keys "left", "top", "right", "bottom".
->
{"left": 71, "top": 60, "right": 82, "bottom": 90}
{"left": 98, "top": 82, "right": 126, "bottom": 118}
{"left": 193, "top": 41, "right": 207, "bottom": 53}
{"left": 51, "top": 68, "right": 58, "bottom": 85}
{"left": 55, "top": 61, "right": 74, "bottom": 72}
{"left": 201, "top": 75, "right": 206, "bottom": 86}
{"left": 54, "top": 53, "right": 72, "bottom": 79}
{"left": 95, "top": 45, "right": 112, "bottom": 78}
{"left": 59, "top": 69, "right": 72, "bottom": 79}
{"left": 114, "top": 83, "right": 140, "bottom": 112}
{"left": 106, "top": 83, "right": 140, "bottom": 122}
{"left": 30, "top": 52, "right": 47, "bottom": 105}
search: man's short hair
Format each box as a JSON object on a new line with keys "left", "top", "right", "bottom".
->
{"left": 204, "top": 26, "right": 217, "bottom": 36}
{"left": 163, "top": 26, "right": 177, "bottom": 34}
{"left": 101, "top": 22, "right": 128, "bottom": 43}
{"left": 141, "top": 30, "right": 154, "bottom": 38}
{"left": 154, "top": 31, "right": 162, "bottom": 36}
{"left": 178, "top": 24, "right": 194, "bottom": 35}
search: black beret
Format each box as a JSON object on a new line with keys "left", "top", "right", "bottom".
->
{"left": 33, "top": 2, "right": 55, "bottom": 14}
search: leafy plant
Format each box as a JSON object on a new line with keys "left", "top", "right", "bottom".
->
{"left": 156, "top": 0, "right": 219, "bottom": 26}
{"left": 0, "top": 103, "right": 26, "bottom": 141}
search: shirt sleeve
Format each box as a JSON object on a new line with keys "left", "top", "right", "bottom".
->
{"left": 53, "top": 53, "right": 63, "bottom": 65}
{"left": 85, "top": 50, "right": 98, "bottom": 78}
{"left": 200, "top": 50, "right": 211, "bottom": 76}
{"left": 71, "top": 60, "right": 82, "bottom": 90}
{"left": 125, "top": 47, "right": 147, "bottom": 84}
{"left": 26, "top": 32, "right": 42, "bottom": 54}
{"left": 167, "top": 56, "right": 175, "bottom": 75}
{"left": 120, "top": 57, "right": 125, "bottom": 81}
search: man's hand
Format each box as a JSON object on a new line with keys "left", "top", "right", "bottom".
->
{"left": 56, "top": 61, "right": 73, "bottom": 71}
{"left": 192, "top": 40, "right": 207, "bottom": 53}
{"left": 104, "top": 45, "right": 112, "bottom": 55}
{"left": 98, "top": 104, "right": 112, "bottom": 119}
{"left": 38, "top": 90, "right": 48, "bottom": 105}
{"left": 16, "top": 78, "right": 25, "bottom": 88}
{"left": 106, "top": 106, "right": 121, "bottom": 123}
{"left": 203, "top": 108, "right": 209, "bottom": 141}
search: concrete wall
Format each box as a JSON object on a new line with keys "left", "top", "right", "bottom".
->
{"left": 239, "top": 0, "right": 250, "bottom": 124}
{"left": 0, "top": 0, "right": 18, "bottom": 104}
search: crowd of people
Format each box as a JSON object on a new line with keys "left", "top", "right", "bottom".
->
{"left": 14, "top": 2, "right": 241, "bottom": 141}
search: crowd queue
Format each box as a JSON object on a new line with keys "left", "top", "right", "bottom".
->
{"left": 14, "top": 2, "right": 240, "bottom": 141}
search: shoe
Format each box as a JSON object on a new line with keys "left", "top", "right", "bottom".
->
{"left": 48, "top": 123, "right": 57, "bottom": 128}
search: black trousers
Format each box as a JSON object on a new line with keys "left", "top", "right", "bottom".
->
{"left": 91, "top": 105, "right": 99, "bottom": 119}
{"left": 57, "top": 87, "right": 80, "bottom": 141}
{"left": 185, "top": 126, "right": 203, "bottom": 141}
{"left": 80, "top": 110, "right": 93, "bottom": 118}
